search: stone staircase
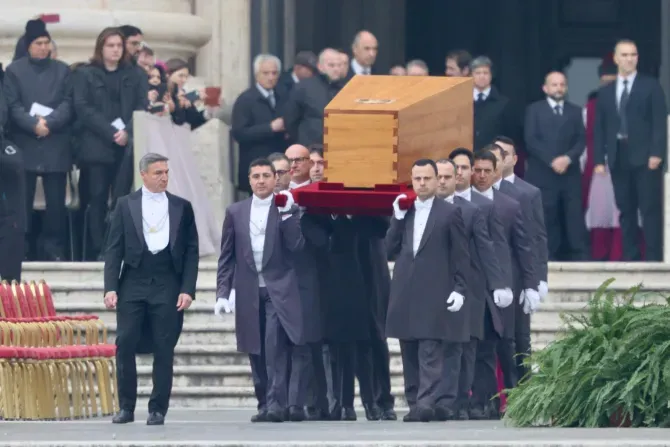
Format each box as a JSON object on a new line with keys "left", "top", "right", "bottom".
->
{"left": 22, "top": 261, "right": 670, "bottom": 408}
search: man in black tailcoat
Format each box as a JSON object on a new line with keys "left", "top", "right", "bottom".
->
{"left": 104, "top": 153, "right": 199, "bottom": 426}
{"left": 385, "top": 159, "right": 470, "bottom": 423}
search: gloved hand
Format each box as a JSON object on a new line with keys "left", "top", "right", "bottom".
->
{"left": 493, "top": 288, "right": 514, "bottom": 308}
{"left": 277, "top": 190, "right": 295, "bottom": 213}
{"left": 520, "top": 288, "right": 540, "bottom": 314}
{"left": 392, "top": 194, "right": 408, "bottom": 220}
{"left": 538, "top": 280, "right": 549, "bottom": 301}
{"left": 214, "top": 289, "right": 236, "bottom": 315}
{"left": 446, "top": 291, "right": 464, "bottom": 312}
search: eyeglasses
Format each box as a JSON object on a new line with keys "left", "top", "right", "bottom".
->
{"left": 288, "top": 157, "right": 309, "bottom": 164}
{"left": 276, "top": 170, "right": 289, "bottom": 176}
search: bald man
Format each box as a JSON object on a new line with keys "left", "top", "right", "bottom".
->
{"left": 283, "top": 48, "right": 344, "bottom": 147}
{"left": 524, "top": 71, "right": 588, "bottom": 261}
{"left": 347, "top": 30, "right": 378, "bottom": 79}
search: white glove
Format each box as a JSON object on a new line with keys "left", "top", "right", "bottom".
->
{"left": 392, "top": 194, "right": 408, "bottom": 220}
{"left": 446, "top": 291, "right": 464, "bottom": 312}
{"left": 277, "top": 190, "right": 295, "bottom": 213}
{"left": 214, "top": 289, "right": 236, "bottom": 315}
{"left": 493, "top": 288, "right": 513, "bottom": 308}
{"left": 538, "top": 281, "right": 548, "bottom": 301}
{"left": 520, "top": 288, "right": 540, "bottom": 315}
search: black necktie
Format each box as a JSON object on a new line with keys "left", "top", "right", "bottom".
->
{"left": 619, "top": 79, "right": 629, "bottom": 137}
{"left": 554, "top": 104, "right": 562, "bottom": 116}
{"left": 477, "top": 93, "right": 485, "bottom": 103}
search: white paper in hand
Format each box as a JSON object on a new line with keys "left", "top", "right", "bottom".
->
{"left": 30, "top": 102, "right": 54, "bottom": 117}
{"left": 111, "top": 118, "right": 126, "bottom": 131}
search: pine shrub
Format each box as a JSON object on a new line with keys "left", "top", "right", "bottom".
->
{"left": 503, "top": 278, "right": 670, "bottom": 427}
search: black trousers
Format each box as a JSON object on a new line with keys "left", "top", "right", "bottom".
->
{"left": 115, "top": 273, "right": 180, "bottom": 415}
{"left": 540, "top": 176, "right": 588, "bottom": 261}
{"left": 249, "top": 293, "right": 268, "bottom": 411}
{"left": 81, "top": 158, "right": 124, "bottom": 258}
{"left": 329, "top": 341, "right": 357, "bottom": 409}
{"left": 399, "top": 339, "right": 443, "bottom": 410}
{"left": 0, "top": 216, "right": 24, "bottom": 282}
{"left": 25, "top": 172, "right": 67, "bottom": 260}
{"left": 435, "top": 342, "right": 464, "bottom": 411}
{"left": 260, "top": 288, "right": 292, "bottom": 412}
{"left": 514, "top": 300, "right": 532, "bottom": 382}
{"left": 456, "top": 338, "right": 477, "bottom": 411}
{"left": 289, "top": 342, "right": 328, "bottom": 412}
{"left": 611, "top": 142, "right": 664, "bottom": 261}
{"left": 357, "top": 338, "right": 394, "bottom": 410}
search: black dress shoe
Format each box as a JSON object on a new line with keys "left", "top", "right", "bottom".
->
{"left": 403, "top": 409, "right": 420, "bottom": 422}
{"left": 266, "top": 409, "right": 285, "bottom": 423}
{"left": 380, "top": 408, "right": 397, "bottom": 421}
{"left": 112, "top": 410, "right": 134, "bottom": 424}
{"left": 468, "top": 406, "right": 488, "bottom": 420}
{"left": 146, "top": 412, "right": 165, "bottom": 425}
{"left": 251, "top": 409, "right": 268, "bottom": 422}
{"left": 418, "top": 407, "right": 434, "bottom": 422}
{"left": 363, "top": 404, "right": 381, "bottom": 421}
{"left": 433, "top": 406, "right": 455, "bottom": 421}
{"left": 288, "top": 406, "right": 306, "bottom": 422}
{"left": 342, "top": 407, "right": 357, "bottom": 421}
{"left": 329, "top": 404, "right": 342, "bottom": 421}
{"left": 306, "top": 408, "right": 330, "bottom": 421}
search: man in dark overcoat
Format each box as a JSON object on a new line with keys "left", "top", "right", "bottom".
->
{"left": 385, "top": 159, "right": 470, "bottom": 423}
{"left": 216, "top": 158, "right": 304, "bottom": 423}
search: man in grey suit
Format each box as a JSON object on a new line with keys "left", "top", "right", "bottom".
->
{"left": 490, "top": 140, "right": 546, "bottom": 381}
{"left": 385, "top": 159, "right": 470, "bottom": 422}
{"left": 470, "top": 148, "right": 540, "bottom": 419}
{"left": 215, "top": 158, "right": 305, "bottom": 423}
{"left": 434, "top": 158, "right": 513, "bottom": 420}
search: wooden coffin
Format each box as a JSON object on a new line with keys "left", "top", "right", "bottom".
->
{"left": 323, "top": 75, "right": 473, "bottom": 187}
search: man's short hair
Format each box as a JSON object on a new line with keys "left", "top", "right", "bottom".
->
{"left": 449, "top": 148, "right": 474, "bottom": 167}
{"left": 482, "top": 143, "right": 505, "bottom": 159}
{"left": 446, "top": 50, "right": 472, "bottom": 70}
{"left": 248, "top": 158, "right": 276, "bottom": 175}
{"left": 119, "top": 25, "right": 143, "bottom": 38}
{"left": 473, "top": 150, "right": 497, "bottom": 169}
{"left": 493, "top": 135, "right": 516, "bottom": 154}
{"left": 412, "top": 158, "right": 438, "bottom": 175}
{"left": 139, "top": 152, "right": 168, "bottom": 172}
{"left": 267, "top": 152, "right": 289, "bottom": 164}
{"left": 309, "top": 144, "right": 324, "bottom": 158}
{"left": 470, "top": 55, "right": 493, "bottom": 72}
{"left": 435, "top": 158, "right": 457, "bottom": 172}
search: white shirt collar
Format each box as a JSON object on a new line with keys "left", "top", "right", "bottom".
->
{"left": 255, "top": 83, "right": 273, "bottom": 98}
{"left": 547, "top": 97, "right": 564, "bottom": 109}
{"left": 473, "top": 186, "right": 493, "bottom": 200}
{"left": 474, "top": 87, "right": 491, "bottom": 101}
{"left": 504, "top": 173, "right": 515, "bottom": 183}
{"left": 493, "top": 178, "right": 502, "bottom": 190}
{"left": 291, "top": 72, "right": 299, "bottom": 84}
{"left": 444, "top": 194, "right": 455, "bottom": 204}
{"left": 142, "top": 186, "right": 166, "bottom": 201}
{"left": 618, "top": 71, "right": 637, "bottom": 85}
{"left": 351, "top": 58, "right": 371, "bottom": 75}
{"left": 289, "top": 179, "right": 311, "bottom": 189}
{"left": 252, "top": 194, "right": 273, "bottom": 207}
{"left": 455, "top": 188, "right": 471, "bottom": 201}
{"left": 414, "top": 196, "right": 434, "bottom": 210}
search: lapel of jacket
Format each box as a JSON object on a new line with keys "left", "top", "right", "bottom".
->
{"left": 262, "top": 201, "right": 278, "bottom": 267}
{"left": 405, "top": 209, "right": 415, "bottom": 255}
{"left": 240, "top": 198, "right": 257, "bottom": 271}
{"left": 128, "top": 189, "right": 144, "bottom": 246}
{"left": 416, "top": 201, "right": 437, "bottom": 256}
{"left": 166, "top": 192, "right": 183, "bottom": 250}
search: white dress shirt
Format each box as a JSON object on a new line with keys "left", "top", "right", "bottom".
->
{"left": 250, "top": 194, "right": 273, "bottom": 286}
{"left": 547, "top": 97, "right": 564, "bottom": 115}
{"left": 351, "top": 59, "right": 371, "bottom": 75}
{"left": 413, "top": 197, "right": 434, "bottom": 256}
{"left": 474, "top": 87, "right": 491, "bottom": 101}
{"left": 289, "top": 179, "right": 311, "bottom": 189}
{"left": 504, "top": 173, "right": 516, "bottom": 183}
{"left": 455, "top": 188, "right": 472, "bottom": 201}
{"left": 141, "top": 186, "right": 170, "bottom": 254}
{"left": 473, "top": 186, "right": 494, "bottom": 200}
{"left": 616, "top": 71, "right": 636, "bottom": 107}
{"left": 444, "top": 194, "right": 455, "bottom": 204}
{"left": 493, "top": 178, "right": 502, "bottom": 190}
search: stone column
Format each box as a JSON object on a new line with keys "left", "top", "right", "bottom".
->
{"left": 0, "top": 1, "right": 211, "bottom": 65}
{"left": 194, "top": 0, "right": 251, "bottom": 226}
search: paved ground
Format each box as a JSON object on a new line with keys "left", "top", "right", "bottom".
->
{"left": 0, "top": 409, "right": 669, "bottom": 446}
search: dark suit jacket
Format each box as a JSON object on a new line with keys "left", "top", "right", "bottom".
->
{"left": 524, "top": 99, "right": 585, "bottom": 187}
{"left": 217, "top": 197, "right": 304, "bottom": 354}
{"left": 104, "top": 189, "right": 199, "bottom": 297}
{"left": 505, "top": 177, "right": 548, "bottom": 282}
{"left": 231, "top": 86, "right": 288, "bottom": 192}
{"left": 474, "top": 86, "right": 518, "bottom": 151}
{"left": 593, "top": 74, "right": 668, "bottom": 169}
{"left": 385, "top": 199, "right": 470, "bottom": 342}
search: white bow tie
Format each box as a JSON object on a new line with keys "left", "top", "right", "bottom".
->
{"left": 445, "top": 196, "right": 454, "bottom": 204}
{"left": 415, "top": 200, "right": 431, "bottom": 210}
{"left": 143, "top": 190, "right": 165, "bottom": 201}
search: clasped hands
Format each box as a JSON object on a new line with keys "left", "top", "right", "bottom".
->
{"left": 35, "top": 116, "right": 49, "bottom": 138}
